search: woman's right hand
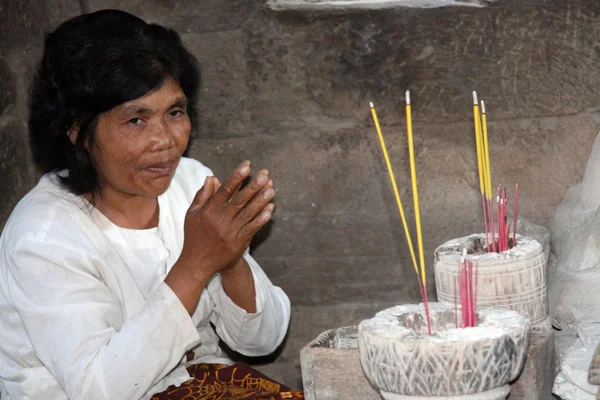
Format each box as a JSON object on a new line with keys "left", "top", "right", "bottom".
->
{"left": 165, "top": 161, "right": 275, "bottom": 313}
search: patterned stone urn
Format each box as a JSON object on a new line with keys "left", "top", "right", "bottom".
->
{"left": 434, "top": 234, "right": 547, "bottom": 328}
{"left": 358, "top": 302, "right": 530, "bottom": 399}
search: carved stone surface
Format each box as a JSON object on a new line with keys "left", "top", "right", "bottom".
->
{"left": 358, "top": 303, "right": 530, "bottom": 398}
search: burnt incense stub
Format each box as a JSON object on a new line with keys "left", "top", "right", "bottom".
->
{"left": 358, "top": 302, "right": 530, "bottom": 399}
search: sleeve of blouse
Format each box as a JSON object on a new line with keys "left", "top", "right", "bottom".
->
{"left": 207, "top": 251, "right": 291, "bottom": 356}
{"left": 3, "top": 237, "right": 201, "bottom": 400}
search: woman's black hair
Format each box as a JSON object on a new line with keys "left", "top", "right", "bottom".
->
{"left": 29, "top": 9, "right": 200, "bottom": 195}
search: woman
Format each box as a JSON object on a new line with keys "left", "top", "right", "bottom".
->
{"left": 0, "top": 9, "right": 295, "bottom": 400}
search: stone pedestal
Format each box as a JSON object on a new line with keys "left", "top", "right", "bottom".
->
{"left": 300, "top": 326, "right": 379, "bottom": 400}
{"left": 382, "top": 386, "right": 510, "bottom": 400}
{"left": 302, "top": 321, "right": 557, "bottom": 400}
{"left": 509, "top": 319, "right": 557, "bottom": 400}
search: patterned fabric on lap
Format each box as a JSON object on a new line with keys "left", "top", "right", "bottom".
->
{"left": 151, "top": 362, "right": 304, "bottom": 400}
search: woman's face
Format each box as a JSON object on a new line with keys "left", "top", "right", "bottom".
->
{"left": 91, "top": 77, "right": 191, "bottom": 199}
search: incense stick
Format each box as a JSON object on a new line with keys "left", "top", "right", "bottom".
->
{"left": 481, "top": 100, "right": 496, "bottom": 252}
{"left": 369, "top": 103, "right": 419, "bottom": 272}
{"left": 369, "top": 101, "right": 429, "bottom": 332}
{"left": 405, "top": 91, "right": 432, "bottom": 336}
{"left": 458, "top": 248, "right": 478, "bottom": 328}
{"left": 474, "top": 261, "right": 478, "bottom": 324}
{"left": 473, "top": 92, "right": 488, "bottom": 251}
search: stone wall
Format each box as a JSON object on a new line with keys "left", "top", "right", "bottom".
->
{"left": 2, "top": 0, "right": 600, "bottom": 390}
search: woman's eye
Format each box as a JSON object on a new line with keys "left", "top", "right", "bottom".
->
{"left": 169, "top": 110, "right": 185, "bottom": 118}
{"left": 127, "top": 117, "right": 143, "bottom": 126}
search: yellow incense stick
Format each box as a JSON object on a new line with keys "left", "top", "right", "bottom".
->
{"left": 405, "top": 91, "right": 427, "bottom": 286}
{"left": 369, "top": 102, "right": 419, "bottom": 277}
{"left": 481, "top": 100, "right": 492, "bottom": 200}
{"left": 472, "top": 92, "right": 485, "bottom": 196}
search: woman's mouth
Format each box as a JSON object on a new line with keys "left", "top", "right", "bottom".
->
{"left": 143, "top": 160, "right": 175, "bottom": 175}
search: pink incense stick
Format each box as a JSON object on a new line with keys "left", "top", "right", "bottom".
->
{"left": 471, "top": 261, "right": 476, "bottom": 325}
{"left": 488, "top": 198, "right": 496, "bottom": 252}
{"left": 497, "top": 185, "right": 502, "bottom": 251}
{"left": 496, "top": 195, "right": 502, "bottom": 252}
{"left": 513, "top": 183, "right": 519, "bottom": 247}
{"left": 460, "top": 252, "right": 467, "bottom": 328}
{"left": 500, "top": 199, "right": 504, "bottom": 252}
{"left": 473, "top": 262, "right": 479, "bottom": 326}
{"left": 465, "top": 261, "right": 471, "bottom": 327}
{"left": 503, "top": 187, "right": 508, "bottom": 247}
{"left": 468, "top": 261, "right": 474, "bottom": 327}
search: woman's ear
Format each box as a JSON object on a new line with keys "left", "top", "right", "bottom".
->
{"left": 67, "top": 124, "right": 79, "bottom": 145}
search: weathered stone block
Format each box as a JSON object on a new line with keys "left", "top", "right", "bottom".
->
{"left": 300, "top": 326, "right": 380, "bottom": 400}
{"left": 278, "top": 302, "right": 403, "bottom": 364}
{"left": 255, "top": 255, "right": 420, "bottom": 306}
{"left": 509, "top": 321, "right": 558, "bottom": 400}
{"left": 247, "top": 0, "right": 600, "bottom": 124}
{"left": 190, "top": 110, "right": 595, "bottom": 278}
{"left": 187, "top": 127, "right": 387, "bottom": 215}
{"left": 0, "top": 116, "right": 34, "bottom": 228}
{"left": 251, "top": 212, "right": 405, "bottom": 258}
{"left": 254, "top": 360, "right": 303, "bottom": 392}
{"left": 0, "top": 57, "right": 16, "bottom": 116}
{"left": 181, "top": 31, "right": 251, "bottom": 138}
{"left": 86, "top": 0, "right": 261, "bottom": 33}
{"left": 266, "top": 0, "right": 494, "bottom": 11}
{"left": 0, "top": 1, "right": 81, "bottom": 50}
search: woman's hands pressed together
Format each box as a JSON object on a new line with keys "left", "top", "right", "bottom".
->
{"left": 165, "top": 161, "right": 275, "bottom": 314}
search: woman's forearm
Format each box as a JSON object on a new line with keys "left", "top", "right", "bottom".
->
{"left": 209, "top": 254, "right": 290, "bottom": 356}
{"left": 220, "top": 258, "right": 257, "bottom": 313}
{"left": 165, "top": 258, "right": 213, "bottom": 315}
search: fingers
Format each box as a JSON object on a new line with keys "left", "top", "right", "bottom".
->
{"left": 226, "top": 169, "right": 271, "bottom": 214}
{"left": 237, "top": 197, "right": 275, "bottom": 241}
{"left": 200, "top": 161, "right": 275, "bottom": 244}
{"left": 213, "top": 177, "right": 222, "bottom": 191}
{"left": 234, "top": 177, "right": 275, "bottom": 222}
{"left": 189, "top": 176, "right": 216, "bottom": 212}
{"left": 212, "top": 161, "right": 251, "bottom": 206}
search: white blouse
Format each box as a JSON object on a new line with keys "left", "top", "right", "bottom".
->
{"left": 0, "top": 157, "right": 290, "bottom": 400}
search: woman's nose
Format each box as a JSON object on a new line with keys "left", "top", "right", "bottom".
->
{"left": 151, "top": 120, "right": 176, "bottom": 150}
